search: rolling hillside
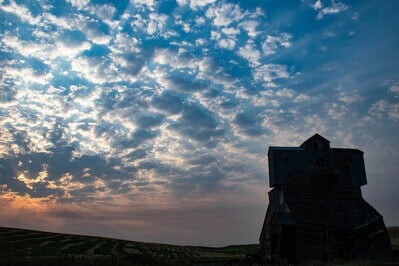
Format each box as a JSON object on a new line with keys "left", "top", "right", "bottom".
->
{"left": 0, "top": 227, "right": 257, "bottom": 265}
{"left": 0, "top": 226, "right": 398, "bottom": 265}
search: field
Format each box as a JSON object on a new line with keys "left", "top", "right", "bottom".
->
{"left": 0, "top": 226, "right": 398, "bottom": 265}
{"left": 0, "top": 227, "right": 257, "bottom": 265}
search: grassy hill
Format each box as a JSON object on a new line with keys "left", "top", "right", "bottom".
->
{"left": 0, "top": 227, "right": 257, "bottom": 265}
{"left": 0, "top": 226, "right": 398, "bottom": 265}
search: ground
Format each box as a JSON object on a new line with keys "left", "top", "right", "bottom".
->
{"left": 0, "top": 226, "right": 398, "bottom": 265}
{"left": 0, "top": 227, "right": 256, "bottom": 265}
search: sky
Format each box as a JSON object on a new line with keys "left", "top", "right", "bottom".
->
{"left": 0, "top": 0, "right": 398, "bottom": 246}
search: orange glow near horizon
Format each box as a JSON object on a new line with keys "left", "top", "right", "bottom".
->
{"left": 0, "top": 190, "right": 54, "bottom": 212}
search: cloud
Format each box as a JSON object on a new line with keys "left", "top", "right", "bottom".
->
{"left": 130, "top": 0, "right": 156, "bottom": 11}
{"left": 166, "top": 76, "right": 206, "bottom": 92}
{"left": 131, "top": 13, "right": 169, "bottom": 35}
{"left": 171, "top": 166, "right": 225, "bottom": 194}
{"left": 151, "top": 91, "right": 184, "bottom": 114}
{"left": 169, "top": 102, "right": 225, "bottom": 145}
{"left": 337, "top": 89, "right": 363, "bottom": 103}
{"left": 312, "top": 0, "right": 323, "bottom": 10}
{"left": 252, "top": 64, "right": 290, "bottom": 86}
{"left": 136, "top": 114, "right": 164, "bottom": 129}
{"left": 369, "top": 100, "right": 399, "bottom": 121}
{"left": 177, "top": 0, "right": 216, "bottom": 10}
{"left": 262, "top": 33, "right": 292, "bottom": 56}
{"left": 108, "top": 33, "right": 151, "bottom": 79}
{"left": 312, "top": 0, "right": 348, "bottom": 20}
{"left": 66, "top": 0, "right": 91, "bottom": 9}
{"left": 237, "top": 40, "right": 261, "bottom": 66}
{"left": 0, "top": 86, "right": 16, "bottom": 103}
{"left": 293, "top": 94, "right": 313, "bottom": 103}
{"left": 205, "top": 3, "right": 246, "bottom": 27}
{"left": 239, "top": 20, "right": 259, "bottom": 38}
{"left": 233, "top": 112, "right": 266, "bottom": 136}
{"left": 217, "top": 38, "right": 236, "bottom": 50}
{"left": 390, "top": 84, "right": 399, "bottom": 94}
{"left": 0, "top": 0, "right": 41, "bottom": 25}
{"left": 85, "top": 3, "right": 118, "bottom": 28}
{"left": 148, "top": 13, "right": 168, "bottom": 35}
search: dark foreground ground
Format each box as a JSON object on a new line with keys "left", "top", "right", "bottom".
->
{"left": 0, "top": 226, "right": 256, "bottom": 265}
{"left": 0, "top": 226, "right": 398, "bottom": 265}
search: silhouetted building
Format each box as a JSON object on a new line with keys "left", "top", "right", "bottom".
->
{"left": 259, "top": 134, "right": 391, "bottom": 264}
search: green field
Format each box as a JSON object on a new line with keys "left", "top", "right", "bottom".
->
{"left": 0, "top": 226, "right": 398, "bottom": 265}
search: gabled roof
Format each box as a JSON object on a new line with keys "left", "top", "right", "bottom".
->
{"left": 300, "top": 133, "right": 330, "bottom": 148}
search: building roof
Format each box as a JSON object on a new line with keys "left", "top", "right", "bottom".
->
{"left": 300, "top": 133, "right": 330, "bottom": 148}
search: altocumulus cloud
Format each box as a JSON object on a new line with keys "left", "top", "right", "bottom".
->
{"left": 0, "top": 0, "right": 399, "bottom": 245}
